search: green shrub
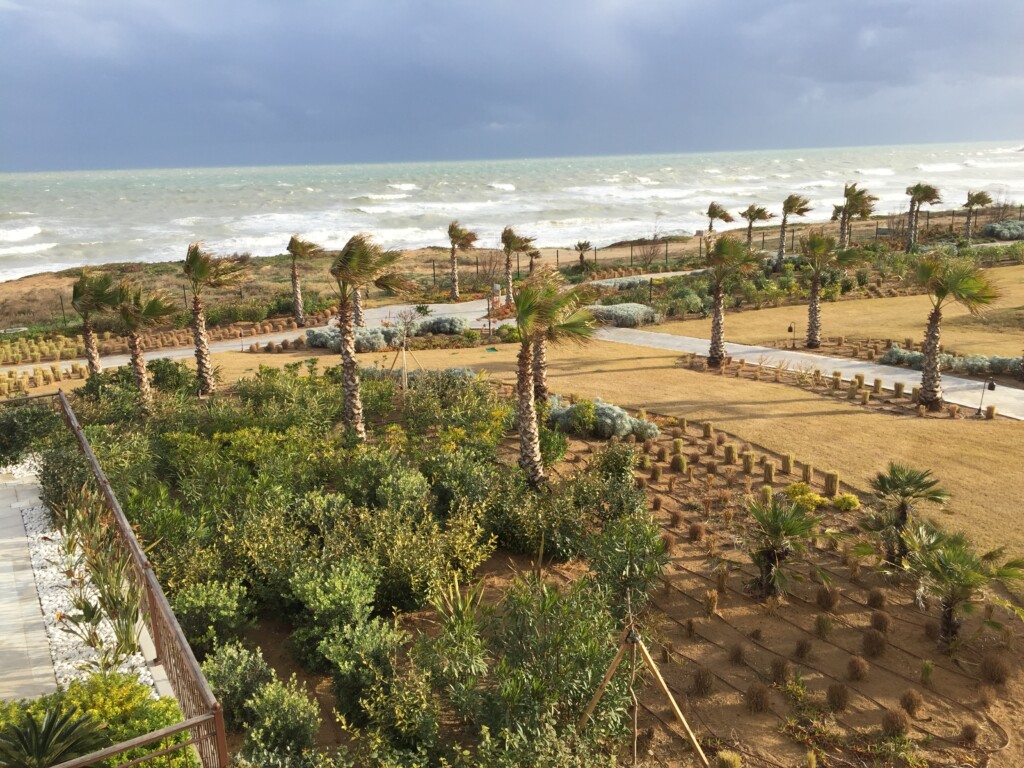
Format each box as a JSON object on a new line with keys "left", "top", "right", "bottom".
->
{"left": 566, "top": 399, "right": 597, "bottom": 435}
{"left": 833, "top": 493, "right": 861, "bottom": 511}
{"left": 539, "top": 424, "right": 568, "bottom": 467}
{"left": 587, "top": 514, "right": 667, "bottom": 618}
{"left": 290, "top": 559, "right": 377, "bottom": 670}
{"left": 495, "top": 324, "right": 521, "bottom": 343}
{"left": 475, "top": 718, "right": 619, "bottom": 768}
{"left": 201, "top": 642, "right": 274, "bottom": 730}
{"left": 244, "top": 676, "right": 321, "bottom": 755}
{"left": 322, "top": 618, "right": 407, "bottom": 722}
{"left": 171, "top": 580, "right": 252, "bottom": 660}
{"left": 0, "top": 402, "right": 62, "bottom": 469}
{"left": 147, "top": 358, "right": 201, "bottom": 394}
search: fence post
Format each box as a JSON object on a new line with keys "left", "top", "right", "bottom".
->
{"left": 183, "top": 286, "right": 189, "bottom": 310}
{"left": 475, "top": 254, "right": 479, "bottom": 279}
{"left": 698, "top": 238, "right": 702, "bottom": 259}
{"left": 59, "top": 295, "right": 68, "bottom": 328}
{"left": 213, "top": 704, "right": 229, "bottom": 767}
{"left": 665, "top": 241, "right": 669, "bottom": 265}
{"left": 630, "top": 244, "right": 633, "bottom": 265}
{"left": 431, "top": 260, "right": 436, "bottom": 286}
{"left": 593, "top": 247, "right": 597, "bottom": 263}
{"left": 875, "top": 221, "right": 879, "bottom": 240}
{"left": 556, "top": 249, "right": 559, "bottom": 267}
{"left": 950, "top": 209, "right": 955, "bottom": 232}
{"left": 790, "top": 229, "right": 795, "bottom": 250}
{"left": 144, "top": 566, "right": 165, "bottom": 663}
{"left": 761, "top": 231, "right": 765, "bottom": 249}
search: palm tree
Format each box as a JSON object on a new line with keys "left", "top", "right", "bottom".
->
{"left": 705, "top": 202, "right": 734, "bottom": 236}
{"left": 113, "top": 283, "right": 177, "bottom": 413}
{"left": 514, "top": 276, "right": 595, "bottom": 486}
{"left": 286, "top": 235, "right": 323, "bottom": 327}
{"left": 70, "top": 270, "right": 117, "bottom": 377}
{"left": 915, "top": 258, "right": 1000, "bottom": 410}
{"left": 447, "top": 220, "right": 478, "bottom": 301}
{"left": 832, "top": 183, "right": 877, "bottom": 248}
{"left": 703, "top": 237, "right": 759, "bottom": 367}
{"left": 799, "top": 232, "right": 860, "bottom": 348}
{"left": 739, "top": 204, "right": 774, "bottom": 250}
{"left": 501, "top": 227, "right": 535, "bottom": 307}
{"left": 963, "top": 190, "right": 993, "bottom": 243}
{"left": 905, "top": 183, "right": 942, "bottom": 252}
{"left": 0, "top": 706, "right": 107, "bottom": 767}
{"left": 867, "top": 463, "right": 949, "bottom": 569}
{"left": 575, "top": 240, "right": 592, "bottom": 268}
{"left": 775, "top": 194, "right": 812, "bottom": 270}
{"left": 748, "top": 495, "right": 822, "bottom": 598}
{"left": 183, "top": 242, "right": 245, "bottom": 395}
{"left": 907, "top": 522, "right": 1024, "bottom": 651}
{"left": 329, "top": 234, "right": 410, "bottom": 440}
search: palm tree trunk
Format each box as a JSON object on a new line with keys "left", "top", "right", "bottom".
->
{"left": 533, "top": 337, "right": 548, "bottom": 403}
{"left": 894, "top": 502, "right": 911, "bottom": 568}
{"left": 939, "top": 599, "right": 959, "bottom": 651}
{"left": 919, "top": 305, "right": 944, "bottom": 411}
{"left": 746, "top": 222, "right": 754, "bottom": 249}
{"left": 579, "top": 251, "right": 585, "bottom": 267}
{"left": 291, "top": 258, "right": 306, "bottom": 327}
{"left": 838, "top": 210, "right": 849, "bottom": 249}
{"left": 337, "top": 301, "right": 366, "bottom": 441}
{"left": 964, "top": 208, "right": 973, "bottom": 242}
{"left": 775, "top": 213, "right": 788, "bottom": 271}
{"left": 82, "top": 316, "right": 103, "bottom": 376}
{"left": 353, "top": 288, "right": 364, "bottom": 327}
{"left": 127, "top": 331, "right": 152, "bottom": 412}
{"left": 191, "top": 294, "right": 215, "bottom": 395}
{"left": 906, "top": 201, "right": 917, "bottom": 252}
{"left": 504, "top": 254, "right": 514, "bottom": 307}
{"left": 517, "top": 341, "right": 545, "bottom": 487}
{"left": 449, "top": 246, "right": 460, "bottom": 301}
{"left": 806, "top": 276, "right": 822, "bottom": 348}
{"left": 708, "top": 286, "right": 726, "bottom": 368}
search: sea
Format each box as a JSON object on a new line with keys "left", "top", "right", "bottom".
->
{"left": 1, "top": 140, "right": 1023, "bottom": 283}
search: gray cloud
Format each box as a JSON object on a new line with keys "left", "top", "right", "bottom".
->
{"left": 2, "top": 0, "right": 1022, "bottom": 171}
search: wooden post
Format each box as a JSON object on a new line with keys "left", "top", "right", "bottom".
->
{"left": 476, "top": 254, "right": 479, "bottom": 278}
{"left": 593, "top": 246, "right": 598, "bottom": 263}
{"left": 636, "top": 638, "right": 710, "bottom": 767}
{"left": 577, "top": 627, "right": 631, "bottom": 731}
{"left": 432, "top": 260, "right": 436, "bottom": 286}
{"left": 790, "top": 229, "right": 795, "bottom": 250}
{"left": 761, "top": 231, "right": 765, "bottom": 249}
{"left": 665, "top": 241, "right": 669, "bottom": 263}
{"left": 516, "top": 252, "right": 520, "bottom": 278}
{"left": 698, "top": 238, "right": 702, "bottom": 259}
{"left": 875, "top": 221, "right": 879, "bottom": 240}
{"left": 630, "top": 243, "right": 634, "bottom": 264}
{"left": 556, "top": 249, "right": 559, "bottom": 267}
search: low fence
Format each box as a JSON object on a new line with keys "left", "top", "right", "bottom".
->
{"left": 4, "top": 392, "right": 228, "bottom": 768}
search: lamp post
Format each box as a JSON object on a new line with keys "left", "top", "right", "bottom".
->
{"left": 787, "top": 322, "right": 797, "bottom": 349}
{"left": 976, "top": 377, "right": 996, "bottom": 416}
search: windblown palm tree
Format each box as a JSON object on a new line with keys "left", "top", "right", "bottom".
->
{"left": 0, "top": 706, "right": 107, "bottom": 767}
{"left": 183, "top": 242, "right": 245, "bottom": 395}
{"left": 703, "top": 237, "right": 759, "bottom": 367}
{"left": 799, "top": 232, "right": 860, "bottom": 348}
{"left": 915, "top": 257, "right": 1000, "bottom": 410}
{"left": 832, "top": 183, "right": 877, "bottom": 248}
{"left": 905, "top": 183, "right": 942, "bottom": 252}
{"left": 514, "top": 275, "right": 595, "bottom": 486}
{"left": 963, "top": 190, "right": 993, "bottom": 243}
{"left": 330, "top": 234, "right": 410, "bottom": 440}
{"left": 70, "top": 270, "right": 117, "bottom": 376}
{"left": 113, "top": 283, "right": 177, "bottom": 413}
{"left": 501, "top": 227, "right": 535, "bottom": 307}
{"left": 705, "top": 202, "right": 734, "bottom": 236}
{"left": 866, "top": 463, "right": 949, "bottom": 569}
{"left": 907, "top": 522, "right": 1024, "bottom": 651}
{"left": 286, "top": 235, "right": 323, "bottom": 327}
{"left": 575, "top": 240, "right": 591, "bottom": 268}
{"left": 748, "top": 495, "right": 823, "bottom": 598}
{"left": 776, "top": 194, "right": 812, "bottom": 270}
{"left": 447, "top": 220, "right": 478, "bottom": 300}
{"left": 739, "top": 204, "right": 774, "bottom": 249}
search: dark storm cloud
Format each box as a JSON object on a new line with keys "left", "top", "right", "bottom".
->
{"left": 2, "top": 0, "right": 1022, "bottom": 171}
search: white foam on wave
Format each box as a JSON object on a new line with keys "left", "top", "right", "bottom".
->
{"left": 633, "top": 176, "right": 658, "bottom": 185}
{"left": 737, "top": 175, "right": 763, "bottom": 181}
{"left": 0, "top": 242, "right": 56, "bottom": 256}
{"left": 564, "top": 185, "right": 696, "bottom": 202}
{"left": 705, "top": 168, "right": 722, "bottom": 175}
{"left": 0, "top": 225, "right": 42, "bottom": 242}
{"left": 916, "top": 163, "right": 962, "bottom": 173}
{"left": 856, "top": 168, "right": 895, "bottom": 176}
{"left": 387, "top": 183, "right": 418, "bottom": 191}
{"left": 349, "top": 193, "right": 411, "bottom": 202}
{"left": 488, "top": 182, "right": 516, "bottom": 191}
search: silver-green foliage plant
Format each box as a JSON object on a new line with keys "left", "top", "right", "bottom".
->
{"left": 983, "top": 220, "right": 1024, "bottom": 241}
{"left": 880, "top": 344, "right": 1022, "bottom": 376}
{"left": 587, "top": 302, "right": 662, "bottom": 327}
{"left": 548, "top": 395, "right": 659, "bottom": 440}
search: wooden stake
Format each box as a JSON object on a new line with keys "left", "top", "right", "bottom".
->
{"left": 577, "top": 627, "right": 631, "bottom": 731}
{"left": 637, "top": 638, "right": 710, "bottom": 767}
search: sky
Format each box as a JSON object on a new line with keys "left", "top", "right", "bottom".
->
{"left": 2, "top": 0, "right": 1024, "bottom": 173}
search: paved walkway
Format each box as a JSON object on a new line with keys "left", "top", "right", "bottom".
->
{"left": 597, "top": 327, "right": 1024, "bottom": 421}
{"left": 0, "top": 472, "right": 56, "bottom": 700}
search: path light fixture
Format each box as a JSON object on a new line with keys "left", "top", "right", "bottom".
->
{"left": 788, "top": 322, "right": 797, "bottom": 349}
{"left": 976, "top": 377, "right": 996, "bottom": 416}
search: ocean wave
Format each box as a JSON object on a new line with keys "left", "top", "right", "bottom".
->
{"left": 916, "top": 163, "right": 962, "bottom": 173}
{"left": 0, "top": 225, "right": 42, "bottom": 242}
{"left": 856, "top": 168, "right": 895, "bottom": 176}
{"left": 349, "top": 193, "right": 411, "bottom": 202}
{"left": 488, "top": 182, "right": 516, "bottom": 191}
{"left": 704, "top": 169, "right": 722, "bottom": 174}
{"left": 387, "top": 183, "right": 418, "bottom": 191}
{"left": 0, "top": 242, "right": 57, "bottom": 256}
{"left": 1, "top": 211, "right": 36, "bottom": 220}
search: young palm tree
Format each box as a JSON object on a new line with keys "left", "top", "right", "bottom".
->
{"left": 329, "top": 234, "right": 410, "bottom": 440}
{"left": 575, "top": 240, "right": 592, "bottom": 268}
{"left": 501, "top": 227, "right": 535, "bottom": 307}
{"left": 905, "top": 183, "right": 942, "bottom": 252}
{"left": 70, "top": 270, "right": 117, "bottom": 376}
{"left": 748, "top": 495, "right": 822, "bottom": 598}
{"left": 183, "top": 242, "right": 245, "bottom": 395}
{"left": 907, "top": 522, "right": 1024, "bottom": 651}
{"left": 286, "top": 235, "right": 323, "bottom": 327}
{"left": 799, "top": 232, "right": 860, "bottom": 348}
{"left": 963, "top": 190, "right": 993, "bottom": 243}
{"left": 833, "top": 183, "right": 877, "bottom": 248}
{"left": 867, "top": 463, "right": 949, "bottom": 569}
{"left": 0, "top": 706, "right": 107, "bottom": 767}
{"left": 775, "top": 194, "right": 812, "bottom": 270}
{"left": 915, "top": 258, "right": 1000, "bottom": 410}
{"left": 739, "top": 204, "right": 774, "bottom": 249}
{"left": 447, "top": 220, "right": 478, "bottom": 300}
{"left": 703, "top": 236, "right": 759, "bottom": 367}
{"left": 514, "top": 276, "right": 595, "bottom": 486}
{"left": 705, "top": 202, "right": 734, "bottom": 236}
{"left": 113, "top": 283, "right": 177, "bottom": 413}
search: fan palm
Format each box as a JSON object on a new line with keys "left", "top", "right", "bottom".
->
{"left": 70, "top": 270, "right": 117, "bottom": 376}
{"left": 0, "top": 706, "right": 107, "bottom": 767}
{"left": 833, "top": 184, "right": 877, "bottom": 247}
{"left": 447, "top": 220, "right": 478, "bottom": 301}
{"left": 501, "top": 227, "right": 535, "bottom": 307}
{"left": 799, "top": 232, "right": 860, "bottom": 348}
{"left": 748, "top": 495, "right": 821, "bottom": 598}
{"left": 963, "top": 190, "right": 993, "bottom": 243}
{"left": 514, "top": 275, "right": 595, "bottom": 486}
{"left": 286, "top": 235, "right": 323, "bottom": 327}
{"left": 183, "top": 242, "right": 245, "bottom": 395}
{"left": 905, "top": 183, "right": 942, "bottom": 252}
{"left": 915, "top": 257, "right": 1000, "bottom": 410}
{"left": 739, "top": 204, "right": 774, "bottom": 249}
{"left": 705, "top": 202, "right": 734, "bottom": 236}
{"left": 112, "top": 283, "right": 177, "bottom": 413}
{"left": 574, "top": 240, "right": 591, "bottom": 268}
{"left": 867, "top": 463, "right": 949, "bottom": 569}
{"left": 703, "top": 237, "right": 759, "bottom": 367}
{"left": 329, "top": 234, "right": 410, "bottom": 440}
{"left": 775, "top": 194, "right": 812, "bottom": 270}
{"left": 907, "top": 521, "right": 1024, "bottom": 651}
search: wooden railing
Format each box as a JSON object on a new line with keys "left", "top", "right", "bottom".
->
{"left": 4, "top": 392, "right": 228, "bottom": 768}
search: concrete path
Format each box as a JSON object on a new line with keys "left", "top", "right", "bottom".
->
{"left": 0, "top": 472, "right": 57, "bottom": 700}
{"left": 597, "top": 327, "right": 1024, "bottom": 421}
